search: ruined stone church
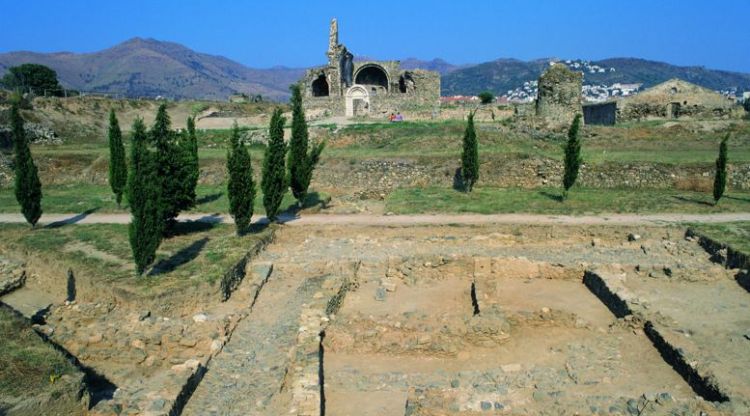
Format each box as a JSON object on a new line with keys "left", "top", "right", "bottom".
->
{"left": 300, "top": 19, "right": 440, "bottom": 118}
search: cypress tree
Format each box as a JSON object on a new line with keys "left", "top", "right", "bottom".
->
{"left": 261, "top": 108, "right": 288, "bottom": 221}
{"left": 227, "top": 123, "right": 256, "bottom": 234}
{"left": 288, "top": 84, "right": 325, "bottom": 206}
{"left": 128, "top": 118, "right": 163, "bottom": 275}
{"left": 183, "top": 116, "right": 199, "bottom": 207}
{"left": 562, "top": 114, "right": 583, "bottom": 199}
{"left": 460, "top": 111, "right": 479, "bottom": 192}
{"left": 11, "top": 103, "right": 42, "bottom": 226}
{"left": 713, "top": 134, "right": 729, "bottom": 204}
{"left": 107, "top": 109, "right": 127, "bottom": 208}
{"left": 150, "top": 104, "right": 194, "bottom": 231}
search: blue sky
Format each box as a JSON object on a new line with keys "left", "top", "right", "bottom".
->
{"left": 0, "top": 0, "right": 748, "bottom": 72}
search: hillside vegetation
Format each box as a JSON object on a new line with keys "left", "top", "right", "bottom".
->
{"left": 442, "top": 57, "right": 750, "bottom": 96}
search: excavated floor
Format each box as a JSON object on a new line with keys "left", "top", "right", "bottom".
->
{"left": 8, "top": 223, "right": 746, "bottom": 415}
{"left": 285, "top": 224, "right": 745, "bottom": 415}
{"left": 324, "top": 269, "right": 695, "bottom": 415}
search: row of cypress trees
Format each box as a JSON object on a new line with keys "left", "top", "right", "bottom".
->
{"left": 459, "top": 112, "right": 729, "bottom": 204}
{"left": 226, "top": 84, "right": 324, "bottom": 234}
{"left": 106, "top": 104, "right": 200, "bottom": 274}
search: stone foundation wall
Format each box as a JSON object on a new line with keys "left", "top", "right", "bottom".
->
{"left": 311, "top": 157, "right": 750, "bottom": 192}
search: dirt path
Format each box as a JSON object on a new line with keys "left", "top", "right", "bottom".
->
{"left": 1, "top": 212, "right": 749, "bottom": 226}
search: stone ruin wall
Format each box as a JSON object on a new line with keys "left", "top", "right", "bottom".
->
{"left": 300, "top": 18, "right": 440, "bottom": 119}
{"left": 617, "top": 80, "right": 741, "bottom": 122}
{"left": 535, "top": 64, "right": 583, "bottom": 128}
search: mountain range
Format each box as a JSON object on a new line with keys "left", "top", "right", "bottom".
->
{"left": 1, "top": 38, "right": 749, "bottom": 101}
{"left": 0, "top": 38, "right": 305, "bottom": 101}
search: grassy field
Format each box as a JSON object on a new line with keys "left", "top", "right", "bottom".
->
{"left": 0, "top": 184, "right": 327, "bottom": 214}
{"left": 386, "top": 186, "right": 750, "bottom": 215}
{"left": 688, "top": 222, "right": 750, "bottom": 253}
{"left": 23, "top": 118, "right": 750, "bottom": 164}
{"left": 0, "top": 307, "right": 77, "bottom": 398}
{"left": 0, "top": 222, "right": 273, "bottom": 289}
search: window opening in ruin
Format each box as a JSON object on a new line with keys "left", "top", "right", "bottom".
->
{"left": 669, "top": 102, "right": 681, "bottom": 119}
{"left": 312, "top": 74, "right": 329, "bottom": 97}
{"left": 355, "top": 66, "right": 388, "bottom": 91}
{"left": 398, "top": 72, "right": 414, "bottom": 94}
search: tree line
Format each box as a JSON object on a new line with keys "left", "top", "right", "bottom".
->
{"left": 10, "top": 83, "right": 324, "bottom": 276}
{"left": 123, "top": 84, "right": 324, "bottom": 274}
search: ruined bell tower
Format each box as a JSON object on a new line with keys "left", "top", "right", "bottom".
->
{"left": 326, "top": 18, "right": 344, "bottom": 97}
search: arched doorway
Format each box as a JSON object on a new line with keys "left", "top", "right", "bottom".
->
{"left": 311, "top": 74, "right": 329, "bottom": 97}
{"left": 345, "top": 86, "right": 369, "bottom": 117}
{"left": 354, "top": 65, "right": 389, "bottom": 95}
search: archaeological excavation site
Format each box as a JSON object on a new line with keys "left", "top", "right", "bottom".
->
{"left": 2, "top": 221, "right": 749, "bottom": 415}
{"left": 2, "top": 3, "right": 750, "bottom": 415}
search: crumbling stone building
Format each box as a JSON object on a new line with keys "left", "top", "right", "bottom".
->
{"left": 617, "top": 79, "right": 739, "bottom": 121}
{"left": 300, "top": 19, "right": 440, "bottom": 118}
{"left": 535, "top": 64, "right": 583, "bottom": 128}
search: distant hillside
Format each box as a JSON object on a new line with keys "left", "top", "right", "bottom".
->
{"left": 399, "top": 58, "right": 468, "bottom": 75}
{"left": 442, "top": 57, "right": 750, "bottom": 96}
{"left": 352, "top": 57, "right": 466, "bottom": 75}
{"left": 3, "top": 38, "right": 749, "bottom": 100}
{"left": 0, "top": 38, "right": 305, "bottom": 101}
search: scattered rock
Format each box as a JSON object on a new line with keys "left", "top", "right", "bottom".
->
{"left": 501, "top": 363, "right": 522, "bottom": 373}
{"left": 192, "top": 313, "right": 208, "bottom": 323}
{"left": 381, "top": 280, "right": 397, "bottom": 292}
{"left": 88, "top": 333, "right": 103, "bottom": 344}
{"left": 138, "top": 310, "right": 151, "bottom": 321}
{"left": 628, "top": 233, "right": 641, "bottom": 242}
{"left": 179, "top": 338, "right": 197, "bottom": 348}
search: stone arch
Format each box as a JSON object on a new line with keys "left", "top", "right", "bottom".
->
{"left": 354, "top": 64, "right": 389, "bottom": 94}
{"left": 311, "top": 74, "right": 329, "bottom": 97}
{"left": 345, "top": 85, "right": 369, "bottom": 117}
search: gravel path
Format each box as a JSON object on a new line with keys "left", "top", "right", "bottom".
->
{"left": 1, "top": 212, "right": 749, "bottom": 226}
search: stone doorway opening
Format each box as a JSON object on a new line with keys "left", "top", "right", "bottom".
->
{"left": 345, "top": 86, "right": 369, "bottom": 117}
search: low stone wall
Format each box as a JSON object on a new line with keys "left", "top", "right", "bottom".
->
{"left": 219, "top": 229, "right": 275, "bottom": 301}
{"left": 685, "top": 228, "right": 750, "bottom": 271}
{"left": 582, "top": 270, "right": 734, "bottom": 404}
{"left": 3, "top": 152, "right": 749, "bottom": 193}
{"left": 311, "top": 157, "right": 750, "bottom": 194}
